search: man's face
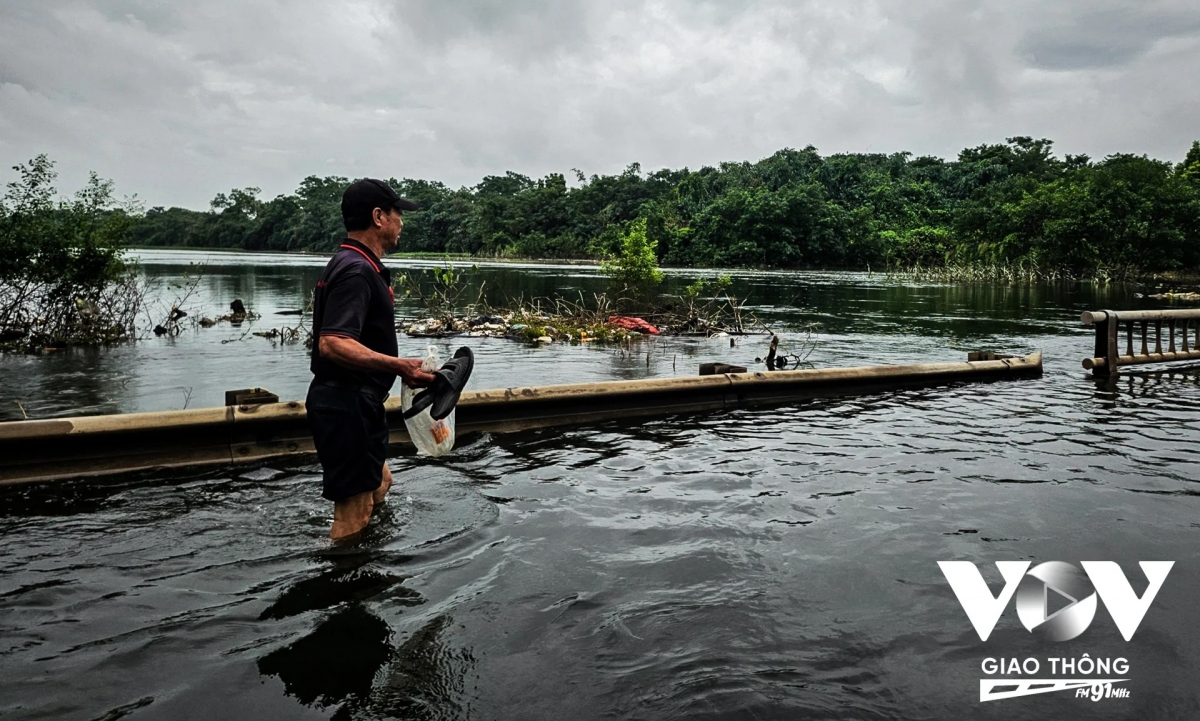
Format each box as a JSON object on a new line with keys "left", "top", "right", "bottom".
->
{"left": 373, "top": 207, "right": 404, "bottom": 250}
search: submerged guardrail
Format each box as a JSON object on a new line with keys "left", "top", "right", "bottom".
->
{"left": 0, "top": 351, "right": 1042, "bottom": 486}
{"left": 1082, "top": 310, "right": 1200, "bottom": 375}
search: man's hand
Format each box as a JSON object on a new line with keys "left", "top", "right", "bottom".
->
{"left": 319, "top": 335, "right": 438, "bottom": 387}
{"left": 394, "top": 358, "right": 436, "bottom": 387}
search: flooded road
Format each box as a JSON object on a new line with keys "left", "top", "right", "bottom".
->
{"left": 2, "top": 251, "right": 1199, "bottom": 719}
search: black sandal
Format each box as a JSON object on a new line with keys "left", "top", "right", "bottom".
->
{"left": 402, "top": 346, "right": 474, "bottom": 421}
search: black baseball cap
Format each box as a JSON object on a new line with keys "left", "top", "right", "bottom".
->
{"left": 341, "top": 178, "right": 419, "bottom": 219}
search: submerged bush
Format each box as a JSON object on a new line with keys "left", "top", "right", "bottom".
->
{"left": 0, "top": 155, "right": 143, "bottom": 349}
{"left": 601, "top": 217, "right": 664, "bottom": 304}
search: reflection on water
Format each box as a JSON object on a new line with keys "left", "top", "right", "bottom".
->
{"left": 366, "top": 615, "right": 476, "bottom": 721}
{"left": 260, "top": 606, "right": 476, "bottom": 720}
{"left": 5, "top": 251, "right": 1200, "bottom": 719}
{"left": 260, "top": 605, "right": 394, "bottom": 709}
{"left": 258, "top": 553, "right": 420, "bottom": 621}
{"left": 254, "top": 534, "right": 480, "bottom": 716}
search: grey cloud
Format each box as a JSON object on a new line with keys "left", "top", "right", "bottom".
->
{"left": 1016, "top": 3, "right": 1200, "bottom": 71}
{"left": 92, "top": 0, "right": 187, "bottom": 33}
{"left": 1021, "top": 39, "right": 1147, "bottom": 72}
{"left": 1, "top": 0, "right": 1198, "bottom": 208}
{"left": 901, "top": 2, "right": 1013, "bottom": 108}
{"left": 0, "top": 5, "right": 208, "bottom": 111}
{"left": 390, "top": 0, "right": 601, "bottom": 58}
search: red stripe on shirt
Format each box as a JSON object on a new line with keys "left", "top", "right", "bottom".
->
{"left": 339, "top": 244, "right": 381, "bottom": 273}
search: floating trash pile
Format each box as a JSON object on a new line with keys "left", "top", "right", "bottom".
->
{"left": 1134, "top": 290, "right": 1200, "bottom": 300}
{"left": 401, "top": 313, "right": 675, "bottom": 344}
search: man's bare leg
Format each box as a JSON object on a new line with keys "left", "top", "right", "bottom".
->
{"left": 331, "top": 490, "right": 374, "bottom": 541}
{"left": 373, "top": 464, "right": 393, "bottom": 505}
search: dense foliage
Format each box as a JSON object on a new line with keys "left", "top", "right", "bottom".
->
{"left": 22, "top": 138, "right": 1200, "bottom": 278}
{"left": 1, "top": 155, "right": 141, "bottom": 347}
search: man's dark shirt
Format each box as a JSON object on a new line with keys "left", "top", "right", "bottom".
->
{"left": 310, "top": 238, "right": 398, "bottom": 392}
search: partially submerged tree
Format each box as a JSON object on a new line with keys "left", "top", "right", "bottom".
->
{"left": 0, "top": 155, "right": 143, "bottom": 349}
{"left": 601, "top": 217, "right": 664, "bottom": 306}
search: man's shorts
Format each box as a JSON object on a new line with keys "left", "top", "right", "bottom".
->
{"left": 306, "top": 380, "right": 389, "bottom": 502}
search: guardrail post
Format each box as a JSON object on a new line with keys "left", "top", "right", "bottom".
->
{"left": 1092, "top": 310, "right": 1114, "bottom": 377}
{"left": 1107, "top": 311, "right": 1121, "bottom": 375}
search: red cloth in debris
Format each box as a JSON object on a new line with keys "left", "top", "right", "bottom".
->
{"left": 608, "top": 316, "right": 660, "bottom": 334}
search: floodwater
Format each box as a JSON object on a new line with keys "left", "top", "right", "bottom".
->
{"left": 2, "top": 250, "right": 1200, "bottom": 719}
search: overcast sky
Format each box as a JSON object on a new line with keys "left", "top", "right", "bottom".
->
{"left": 2, "top": 0, "right": 1199, "bottom": 209}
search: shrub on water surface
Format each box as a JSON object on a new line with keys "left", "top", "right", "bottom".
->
{"left": 0, "top": 155, "right": 143, "bottom": 349}
{"left": 601, "top": 217, "right": 664, "bottom": 306}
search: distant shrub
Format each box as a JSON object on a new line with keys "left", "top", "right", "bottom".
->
{"left": 601, "top": 217, "right": 664, "bottom": 304}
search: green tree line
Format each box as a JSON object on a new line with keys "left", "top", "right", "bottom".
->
{"left": 116, "top": 137, "right": 1200, "bottom": 276}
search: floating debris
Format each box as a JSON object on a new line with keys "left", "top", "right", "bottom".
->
{"left": 608, "top": 316, "right": 660, "bottom": 334}
{"left": 196, "top": 298, "right": 263, "bottom": 328}
{"left": 401, "top": 309, "right": 754, "bottom": 346}
{"left": 1145, "top": 291, "right": 1200, "bottom": 300}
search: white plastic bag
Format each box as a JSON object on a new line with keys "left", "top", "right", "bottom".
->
{"left": 401, "top": 346, "right": 456, "bottom": 456}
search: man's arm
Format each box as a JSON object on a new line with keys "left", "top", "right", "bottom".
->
{"left": 319, "top": 335, "right": 437, "bottom": 387}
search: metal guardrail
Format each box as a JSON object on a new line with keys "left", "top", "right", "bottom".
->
{"left": 0, "top": 352, "right": 1042, "bottom": 486}
{"left": 1082, "top": 309, "right": 1200, "bottom": 375}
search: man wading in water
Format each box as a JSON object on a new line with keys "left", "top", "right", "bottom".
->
{"left": 307, "top": 179, "right": 436, "bottom": 540}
